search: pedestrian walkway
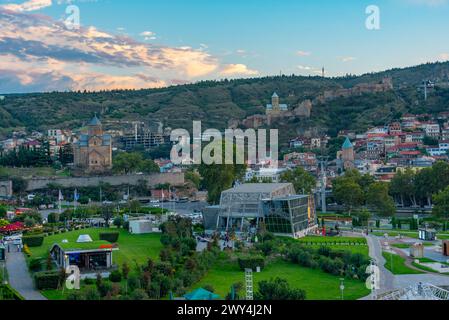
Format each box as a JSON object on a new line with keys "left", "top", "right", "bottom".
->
{"left": 5, "top": 244, "right": 47, "bottom": 300}
{"left": 361, "top": 234, "right": 449, "bottom": 300}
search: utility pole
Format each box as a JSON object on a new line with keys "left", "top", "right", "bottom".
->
{"left": 318, "top": 156, "right": 329, "bottom": 213}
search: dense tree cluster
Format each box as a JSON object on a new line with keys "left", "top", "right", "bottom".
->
{"left": 112, "top": 152, "right": 160, "bottom": 175}
{"left": 389, "top": 162, "right": 449, "bottom": 208}
{"left": 332, "top": 169, "right": 395, "bottom": 217}
{"left": 280, "top": 167, "right": 316, "bottom": 194}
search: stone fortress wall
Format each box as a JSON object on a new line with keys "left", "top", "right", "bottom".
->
{"left": 25, "top": 172, "right": 184, "bottom": 191}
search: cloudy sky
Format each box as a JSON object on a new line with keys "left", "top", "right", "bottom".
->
{"left": 1, "top": 0, "right": 449, "bottom": 93}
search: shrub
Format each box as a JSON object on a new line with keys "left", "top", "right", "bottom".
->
{"left": 84, "top": 287, "right": 101, "bottom": 300}
{"left": 23, "top": 244, "right": 32, "bottom": 257}
{"left": 22, "top": 235, "right": 44, "bottom": 247}
{"left": 47, "top": 212, "right": 60, "bottom": 224}
{"left": 97, "top": 281, "right": 112, "bottom": 297}
{"left": 99, "top": 232, "right": 119, "bottom": 243}
{"left": 67, "top": 291, "right": 86, "bottom": 300}
{"left": 130, "top": 288, "right": 149, "bottom": 300}
{"left": 237, "top": 255, "right": 265, "bottom": 271}
{"left": 29, "top": 258, "right": 43, "bottom": 272}
{"left": 109, "top": 270, "right": 122, "bottom": 283}
{"left": 127, "top": 275, "right": 141, "bottom": 292}
{"left": 34, "top": 271, "right": 62, "bottom": 290}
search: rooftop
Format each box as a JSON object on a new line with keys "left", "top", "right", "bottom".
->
{"left": 342, "top": 137, "right": 353, "bottom": 149}
{"left": 222, "top": 183, "right": 293, "bottom": 194}
{"left": 52, "top": 240, "right": 116, "bottom": 253}
{"left": 88, "top": 115, "right": 102, "bottom": 126}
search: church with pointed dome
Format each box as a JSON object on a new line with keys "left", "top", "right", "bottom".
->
{"left": 73, "top": 115, "right": 112, "bottom": 174}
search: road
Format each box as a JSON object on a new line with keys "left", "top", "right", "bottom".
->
{"left": 361, "top": 234, "right": 449, "bottom": 299}
{"left": 39, "top": 201, "right": 209, "bottom": 220}
{"left": 5, "top": 244, "right": 47, "bottom": 300}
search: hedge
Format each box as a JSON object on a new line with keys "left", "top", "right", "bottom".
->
{"left": 34, "top": 271, "right": 63, "bottom": 290}
{"left": 22, "top": 235, "right": 44, "bottom": 247}
{"left": 238, "top": 255, "right": 265, "bottom": 271}
{"left": 0, "top": 285, "right": 24, "bottom": 300}
{"left": 99, "top": 232, "right": 119, "bottom": 243}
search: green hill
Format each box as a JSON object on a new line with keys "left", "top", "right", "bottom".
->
{"left": 1, "top": 61, "right": 449, "bottom": 140}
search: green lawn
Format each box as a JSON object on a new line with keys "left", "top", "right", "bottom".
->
{"left": 391, "top": 243, "right": 433, "bottom": 249}
{"left": 382, "top": 251, "right": 423, "bottom": 275}
{"left": 28, "top": 228, "right": 163, "bottom": 266}
{"left": 373, "top": 230, "right": 449, "bottom": 240}
{"left": 191, "top": 258, "right": 370, "bottom": 300}
{"left": 373, "top": 231, "right": 419, "bottom": 239}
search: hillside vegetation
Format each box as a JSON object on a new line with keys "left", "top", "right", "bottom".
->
{"left": 1, "top": 61, "right": 449, "bottom": 140}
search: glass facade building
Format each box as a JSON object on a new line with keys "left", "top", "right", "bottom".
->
{"left": 203, "top": 183, "right": 318, "bottom": 238}
{"left": 262, "top": 195, "right": 310, "bottom": 235}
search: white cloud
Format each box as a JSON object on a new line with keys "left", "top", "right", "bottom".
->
{"left": 220, "top": 64, "right": 259, "bottom": 76}
{"left": 297, "top": 65, "right": 312, "bottom": 71}
{"left": 140, "top": 31, "right": 157, "bottom": 41}
{"left": 0, "top": 8, "right": 229, "bottom": 92}
{"left": 341, "top": 56, "right": 356, "bottom": 63}
{"left": 437, "top": 53, "right": 449, "bottom": 61}
{"left": 1, "top": 0, "right": 53, "bottom": 12}
{"left": 296, "top": 50, "right": 311, "bottom": 57}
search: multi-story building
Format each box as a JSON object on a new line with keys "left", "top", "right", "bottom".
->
{"left": 405, "top": 132, "right": 425, "bottom": 145}
{"left": 366, "top": 141, "right": 385, "bottom": 160}
{"left": 442, "top": 127, "right": 449, "bottom": 141}
{"left": 425, "top": 123, "right": 441, "bottom": 139}
{"left": 389, "top": 122, "right": 402, "bottom": 134}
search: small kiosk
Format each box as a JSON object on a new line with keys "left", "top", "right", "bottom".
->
{"left": 0, "top": 244, "right": 5, "bottom": 261}
{"left": 410, "top": 242, "right": 424, "bottom": 258}
{"left": 443, "top": 240, "right": 449, "bottom": 257}
{"left": 418, "top": 228, "right": 436, "bottom": 241}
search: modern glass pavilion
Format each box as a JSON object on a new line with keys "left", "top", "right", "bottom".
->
{"left": 203, "top": 183, "right": 318, "bottom": 238}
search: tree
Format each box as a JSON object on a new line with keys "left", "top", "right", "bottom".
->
{"left": 139, "top": 159, "right": 160, "bottom": 174}
{"left": 122, "top": 262, "right": 130, "bottom": 280}
{"left": 433, "top": 186, "right": 449, "bottom": 230}
{"left": 256, "top": 277, "right": 306, "bottom": 300}
{"left": 280, "top": 167, "right": 316, "bottom": 194}
{"left": 366, "top": 182, "right": 396, "bottom": 217}
{"left": 113, "top": 152, "right": 144, "bottom": 174}
{"left": 0, "top": 205, "right": 7, "bottom": 218}
{"left": 101, "top": 205, "right": 114, "bottom": 227}
{"left": 113, "top": 216, "right": 124, "bottom": 228}
{"left": 128, "top": 200, "right": 141, "bottom": 213}
{"left": 185, "top": 170, "right": 201, "bottom": 189}
{"left": 389, "top": 169, "right": 417, "bottom": 207}
{"left": 333, "top": 178, "right": 364, "bottom": 215}
{"left": 11, "top": 176, "right": 28, "bottom": 196}
{"left": 355, "top": 208, "right": 371, "bottom": 230}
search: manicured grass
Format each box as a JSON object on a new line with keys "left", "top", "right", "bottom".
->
{"left": 373, "top": 230, "right": 449, "bottom": 240}
{"left": 382, "top": 251, "right": 423, "bottom": 275}
{"left": 28, "top": 228, "right": 163, "bottom": 266}
{"left": 391, "top": 243, "right": 433, "bottom": 249}
{"left": 373, "top": 231, "right": 419, "bottom": 239}
{"left": 191, "top": 258, "right": 370, "bottom": 300}
{"left": 411, "top": 262, "right": 438, "bottom": 273}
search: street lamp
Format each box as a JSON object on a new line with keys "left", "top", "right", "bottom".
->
{"left": 339, "top": 278, "right": 345, "bottom": 300}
